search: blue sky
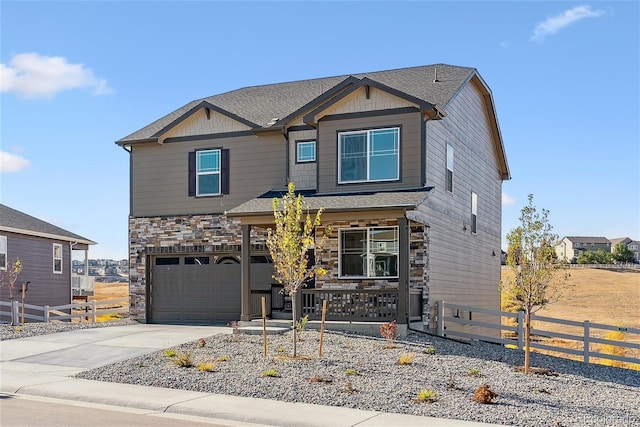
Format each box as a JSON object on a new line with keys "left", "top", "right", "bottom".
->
{"left": 1, "top": 1, "right": 638, "bottom": 260}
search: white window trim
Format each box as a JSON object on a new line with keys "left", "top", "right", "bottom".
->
{"left": 53, "top": 243, "right": 63, "bottom": 274}
{"left": 446, "top": 143, "right": 454, "bottom": 193}
{"left": 296, "top": 140, "right": 316, "bottom": 163}
{"left": 338, "top": 226, "right": 399, "bottom": 279}
{"left": 338, "top": 127, "right": 400, "bottom": 184}
{"left": 196, "top": 149, "right": 221, "bottom": 196}
{"left": 0, "top": 235, "right": 7, "bottom": 270}
{"left": 471, "top": 192, "right": 478, "bottom": 234}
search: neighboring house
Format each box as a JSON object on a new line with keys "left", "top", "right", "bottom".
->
{"left": 610, "top": 237, "right": 640, "bottom": 263}
{"left": 555, "top": 236, "right": 611, "bottom": 263}
{"left": 0, "top": 204, "right": 96, "bottom": 322}
{"left": 116, "top": 64, "right": 510, "bottom": 332}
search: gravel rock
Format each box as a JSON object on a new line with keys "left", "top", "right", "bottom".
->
{"left": 69, "top": 327, "right": 639, "bottom": 427}
{"left": 0, "top": 319, "right": 137, "bottom": 340}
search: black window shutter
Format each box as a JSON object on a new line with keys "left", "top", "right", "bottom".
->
{"left": 188, "top": 151, "right": 196, "bottom": 196}
{"left": 221, "top": 148, "right": 230, "bottom": 194}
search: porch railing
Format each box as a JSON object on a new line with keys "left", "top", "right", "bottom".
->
{"left": 300, "top": 288, "right": 398, "bottom": 321}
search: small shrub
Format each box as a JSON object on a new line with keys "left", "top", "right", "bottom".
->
{"left": 198, "top": 338, "right": 207, "bottom": 348}
{"left": 197, "top": 362, "right": 216, "bottom": 372}
{"left": 473, "top": 384, "right": 497, "bottom": 404}
{"left": 227, "top": 321, "right": 241, "bottom": 342}
{"left": 276, "top": 345, "right": 286, "bottom": 353}
{"left": 380, "top": 320, "right": 398, "bottom": 348}
{"left": 423, "top": 345, "right": 436, "bottom": 355}
{"left": 295, "top": 315, "right": 309, "bottom": 340}
{"left": 216, "top": 355, "right": 231, "bottom": 362}
{"left": 447, "top": 374, "right": 462, "bottom": 391}
{"left": 345, "top": 368, "right": 360, "bottom": 376}
{"left": 601, "top": 329, "right": 626, "bottom": 368}
{"left": 263, "top": 368, "right": 279, "bottom": 377}
{"left": 397, "top": 353, "right": 415, "bottom": 365}
{"left": 172, "top": 351, "right": 194, "bottom": 368}
{"left": 343, "top": 380, "right": 357, "bottom": 393}
{"left": 164, "top": 349, "right": 177, "bottom": 358}
{"left": 468, "top": 367, "right": 482, "bottom": 377}
{"left": 414, "top": 389, "right": 438, "bottom": 403}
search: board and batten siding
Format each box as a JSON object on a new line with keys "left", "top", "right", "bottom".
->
{"left": 161, "top": 108, "right": 252, "bottom": 140}
{"left": 131, "top": 133, "right": 286, "bottom": 217}
{"left": 421, "top": 79, "right": 503, "bottom": 336}
{"left": 316, "top": 110, "right": 423, "bottom": 194}
{"left": 289, "top": 129, "right": 317, "bottom": 190}
{"left": 0, "top": 232, "right": 71, "bottom": 312}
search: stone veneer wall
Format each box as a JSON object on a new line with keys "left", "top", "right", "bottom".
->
{"left": 128, "top": 214, "right": 268, "bottom": 322}
{"left": 128, "top": 215, "right": 430, "bottom": 323}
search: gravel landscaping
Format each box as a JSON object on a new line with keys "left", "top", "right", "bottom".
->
{"left": 3, "top": 322, "right": 639, "bottom": 426}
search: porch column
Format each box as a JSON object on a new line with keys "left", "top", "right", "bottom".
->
{"left": 397, "top": 216, "right": 409, "bottom": 324}
{"left": 240, "top": 224, "right": 251, "bottom": 321}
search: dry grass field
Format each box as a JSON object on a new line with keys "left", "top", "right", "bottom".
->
{"left": 92, "top": 281, "right": 129, "bottom": 321}
{"left": 501, "top": 267, "right": 640, "bottom": 367}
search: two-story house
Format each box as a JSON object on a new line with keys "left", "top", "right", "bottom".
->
{"left": 555, "top": 236, "right": 612, "bottom": 263}
{"left": 116, "top": 64, "right": 510, "bottom": 332}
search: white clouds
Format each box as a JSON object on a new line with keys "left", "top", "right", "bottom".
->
{"left": 531, "top": 5, "right": 605, "bottom": 42}
{"left": 502, "top": 191, "right": 516, "bottom": 206}
{"left": 0, "top": 150, "right": 31, "bottom": 173}
{"left": 0, "top": 53, "right": 113, "bottom": 99}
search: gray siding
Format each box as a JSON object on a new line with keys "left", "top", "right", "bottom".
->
{"left": 421, "top": 80, "right": 503, "bottom": 335}
{"left": 316, "top": 110, "right": 423, "bottom": 193}
{"left": 0, "top": 232, "right": 71, "bottom": 310}
{"left": 131, "top": 134, "right": 286, "bottom": 217}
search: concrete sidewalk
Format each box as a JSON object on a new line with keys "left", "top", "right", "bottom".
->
{"left": 0, "top": 324, "right": 496, "bottom": 426}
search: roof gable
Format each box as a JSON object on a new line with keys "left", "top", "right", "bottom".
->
{"left": 0, "top": 204, "right": 95, "bottom": 245}
{"left": 116, "top": 64, "right": 474, "bottom": 144}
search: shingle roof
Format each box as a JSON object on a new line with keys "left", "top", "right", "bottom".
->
{"left": 117, "top": 64, "right": 475, "bottom": 143}
{"left": 226, "top": 188, "right": 433, "bottom": 217}
{"left": 0, "top": 204, "right": 96, "bottom": 245}
{"left": 563, "top": 236, "right": 611, "bottom": 244}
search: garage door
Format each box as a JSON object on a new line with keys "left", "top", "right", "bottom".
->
{"left": 150, "top": 255, "right": 242, "bottom": 324}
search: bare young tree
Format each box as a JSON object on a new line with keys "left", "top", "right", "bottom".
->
{"left": 266, "top": 182, "right": 329, "bottom": 356}
{"left": 0, "top": 258, "right": 24, "bottom": 325}
{"left": 502, "top": 194, "right": 570, "bottom": 373}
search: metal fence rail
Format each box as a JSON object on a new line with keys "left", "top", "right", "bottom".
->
{"left": 301, "top": 288, "right": 398, "bottom": 321}
{"left": 436, "top": 301, "right": 640, "bottom": 366}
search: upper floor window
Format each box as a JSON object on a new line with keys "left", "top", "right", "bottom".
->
{"left": 188, "top": 148, "right": 229, "bottom": 197}
{"left": 338, "top": 127, "right": 399, "bottom": 184}
{"left": 197, "top": 150, "right": 221, "bottom": 196}
{"left": 0, "top": 235, "right": 7, "bottom": 270}
{"left": 296, "top": 140, "right": 316, "bottom": 163}
{"left": 471, "top": 192, "right": 478, "bottom": 234}
{"left": 53, "top": 243, "right": 63, "bottom": 274}
{"left": 446, "top": 143, "right": 454, "bottom": 193}
{"left": 339, "top": 227, "right": 398, "bottom": 278}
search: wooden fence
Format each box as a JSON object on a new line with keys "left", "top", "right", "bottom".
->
{"left": 0, "top": 298, "right": 128, "bottom": 324}
{"left": 436, "top": 301, "right": 640, "bottom": 366}
{"left": 301, "top": 288, "right": 399, "bottom": 321}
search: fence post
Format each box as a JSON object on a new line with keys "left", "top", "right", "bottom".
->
{"left": 583, "top": 320, "right": 590, "bottom": 364}
{"left": 517, "top": 311, "right": 524, "bottom": 351}
{"left": 12, "top": 300, "right": 19, "bottom": 325}
{"left": 436, "top": 301, "right": 445, "bottom": 336}
{"left": 44, "top": 305, "right": 50, "bottom": 323}
{"left": 91, "top": 300, "right": 97, "bottom": 323}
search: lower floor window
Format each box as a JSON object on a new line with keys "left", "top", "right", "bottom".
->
{"left": 53, "top": 243, "right": 63, "bottom": 274}
{"left": 339, "top": 227, "right": 398, "bottom": 278}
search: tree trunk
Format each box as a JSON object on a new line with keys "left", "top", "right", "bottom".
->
{"left": 291, "top": 291, "right": 297, "bottom": 357}
{"left": 524, "top": 309, "right": 531, "bottom": 374}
